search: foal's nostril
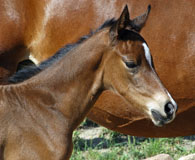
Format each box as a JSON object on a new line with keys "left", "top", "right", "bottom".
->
{"left": 164, "top": 102, "right": 174, "bottom": 117}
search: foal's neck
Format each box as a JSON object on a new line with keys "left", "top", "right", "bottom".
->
{"left": 29, "top": 30, "right": 108, "bottom": 130}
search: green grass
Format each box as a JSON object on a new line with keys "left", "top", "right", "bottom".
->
{"left": 71, "top": 120, "right": 195, "bottom": 160}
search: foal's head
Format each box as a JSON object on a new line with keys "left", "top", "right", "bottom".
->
{"left": 102, "top": 5, "right": 177, "bottom": 126}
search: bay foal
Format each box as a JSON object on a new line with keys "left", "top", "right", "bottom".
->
{"left": 0, "top": 6, "right": 177, "bottom": 159}
{"left": 0, "top": 0, "right": 193, "bottom": 138}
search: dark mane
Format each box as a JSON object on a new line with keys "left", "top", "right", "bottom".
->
{"left": 8, "top": 19, "right": 116, "bottom": 84}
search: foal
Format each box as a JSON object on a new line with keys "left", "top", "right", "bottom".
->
{"left": 0, "top": 6, "right": 177, "bottom": 160}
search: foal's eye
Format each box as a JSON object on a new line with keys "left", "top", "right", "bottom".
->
{"left": 125, "top": 61, "right": 137, "bottom": 68}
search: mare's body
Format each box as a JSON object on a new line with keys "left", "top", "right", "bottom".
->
{"left": 0, "top": 0, "right": 194, "bottom": 136}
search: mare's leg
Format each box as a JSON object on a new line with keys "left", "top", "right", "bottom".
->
{"left": 0, "top": 46, "right": 28, "bottom": 84}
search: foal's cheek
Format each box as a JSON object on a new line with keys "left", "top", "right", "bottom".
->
{"left": 125, "top": 72, "right": 140, "bottom": 88}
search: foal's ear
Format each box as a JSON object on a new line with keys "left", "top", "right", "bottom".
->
{"left": 109, "top": 5, "right": 130, "bottom": 41}
{"left": 109, "top": 5, "right": 151, "bottom": 41}
{"left": 131, "top": 5, "right": 151, "bottom": 32}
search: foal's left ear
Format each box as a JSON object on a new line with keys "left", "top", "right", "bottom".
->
{"left": 109, "top": 5, "right": 130, "bottom": 41}
{"left": 131, "top": 5, "right": 151, "bottom": 32}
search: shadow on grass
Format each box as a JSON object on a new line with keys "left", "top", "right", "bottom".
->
{"left": 73, "top": 134, "right": 147, "bottom": 151}
{"left": 184, "top": 135, "right": 195, "bottom": 140}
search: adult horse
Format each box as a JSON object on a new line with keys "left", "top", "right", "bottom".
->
{"left": 0, "top": 7, "right": 177, "bottom": 159}
{"left": 0, "top": 0, "right": 195, "bottom": 137}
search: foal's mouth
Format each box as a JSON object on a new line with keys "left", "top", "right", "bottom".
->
{"left": 151, "top": 109, "right": 174, "bottom": 127}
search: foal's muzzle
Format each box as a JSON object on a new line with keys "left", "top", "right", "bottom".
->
{"left": 151, "top": 101, "right": 177, "bottom": 127}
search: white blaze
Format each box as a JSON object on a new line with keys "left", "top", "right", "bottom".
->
{"left": 142, "top": 43, "right": 152, "bottom": 67}
{"left": 142, "top": 43, "right": 177, "bottom": 120}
